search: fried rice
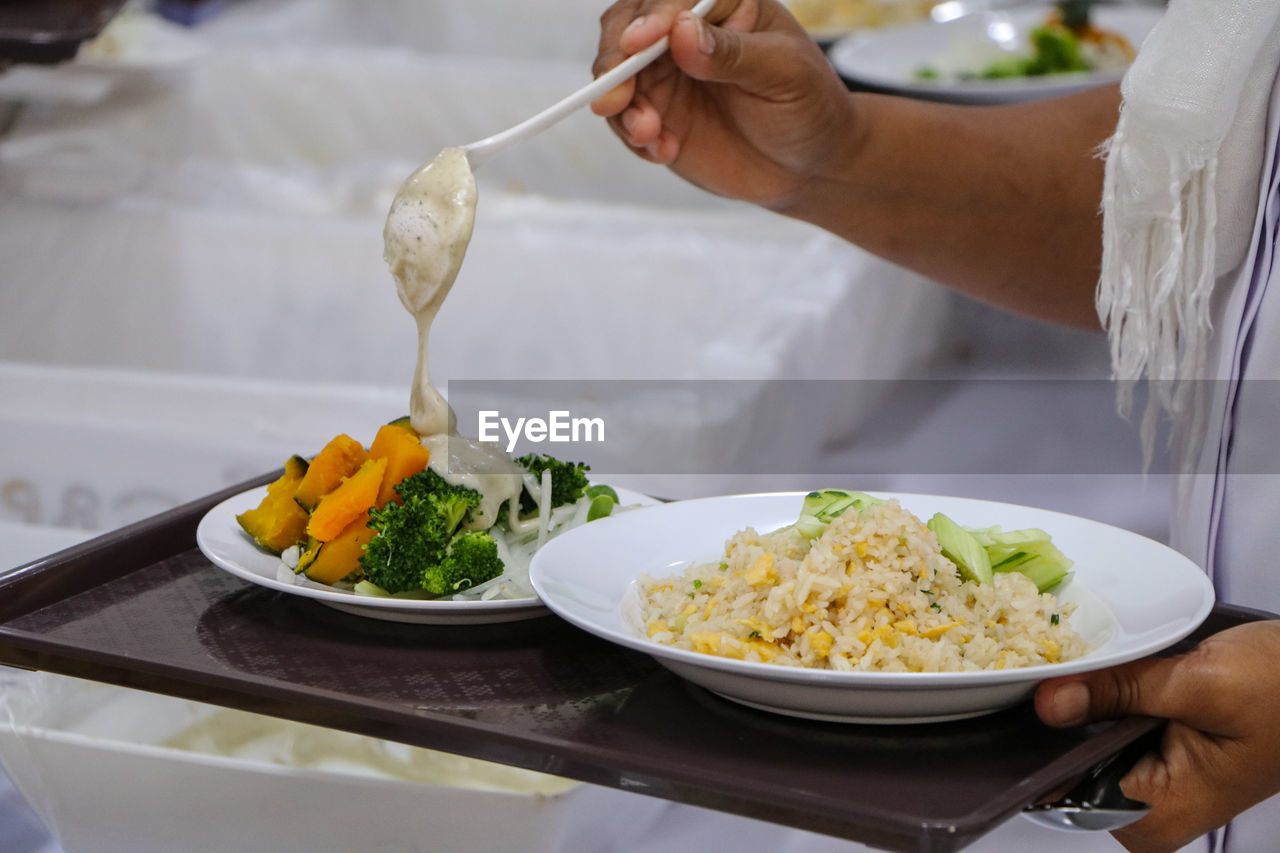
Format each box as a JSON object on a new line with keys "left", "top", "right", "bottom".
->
{"left": 639, "top": 500, "right": 1087, "bottom": 672}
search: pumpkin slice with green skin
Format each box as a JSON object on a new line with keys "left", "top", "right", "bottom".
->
{"left": 306, "top": 456, "right": 387, "bottom": 542}
{"left": 368, "top": 422, "right": 431, "bottom": 507}
{"left": 293, "top": 433, "right": 367, "bottom": 512}
{"left": 295, "top": 535, "right": 321, "bottom": 575}
{"left": 236, "top": 455, "right": 310, "bottom": 554}
{"left": 305, "top": 511, "right": 375, "bottom": 585}
{"left": 386, "top": 415, "right": 416, "bottom": 433}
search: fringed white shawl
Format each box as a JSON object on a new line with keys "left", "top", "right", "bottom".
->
{"left": 1097, "top": 0, "right": 1280, "bottom": 459}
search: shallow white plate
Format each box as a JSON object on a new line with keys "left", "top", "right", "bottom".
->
{"left": 196, "top": 484, "right": 656, "bottom": 625}
{"left": 529, "top": 491, "right": 1214, "bottom": 723}
{"left": 827, "top": 4, "right": 1163, "bottom": 104}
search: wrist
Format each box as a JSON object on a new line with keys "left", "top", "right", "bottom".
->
{"left": 768, "top": 89, "right": 874, "bottom": 224}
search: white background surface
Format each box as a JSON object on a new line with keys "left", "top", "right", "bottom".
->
{"left": 0, "top": 1, "right": 1172, "bottom": 851}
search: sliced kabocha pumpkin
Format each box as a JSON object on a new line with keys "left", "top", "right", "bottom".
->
{"left": 305, "top": 456, "right": 388, "bottom": 542}
{"left": 293, "top": 433, "right": 367, "bottom": 512}
{"left": 236, "top": 455, "right": 310, "bottom": 554}
{"left": 297, "top": 423, "right": 431, "bottom": 585}
{"left": 295, "top": 535, "right": 321, "bottom": 575}
{"left": 368, "top": 421, "right": 431, "bottom": 507}
{"left": 303, "top": 511, "right": 377, "bottom": 585}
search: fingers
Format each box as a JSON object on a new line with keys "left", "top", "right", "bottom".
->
{"left": 619, "top": 94, "right": 663, "bottom": 147}
{"left": 1110, "top": 725, "right": 1229, "bottom": 852}
{"left": 668, "top": 10, "right": 807, "bottom": 96}
{"left": 615, "top": 93, "right": 677, "bottom": 161}
{"left": 1034, "top": 661, "right": 1219, "bottom": 851}
{"left": 1036, "top": 624, "right": 1280, "bottom": 733}
{"left": 591, "top": 0, "right": 823, "bottom": 168}
{"left": 1035, "top": 653, "right": 1205, "bottom": 729}
{"left": 592, "top": 0, "right": 643, "bottom": 116}
{"left": 618, "top": 8, "right": 686, "bottom": 54}
{"left": 1035, "top": 624, "right": 1280, "bottom": 852}
{"left": 592, "top": 0, "right": 748, "bottom": 116}
{"left": 591, "top": 78, "right": 636, "bottom": 118}
{"left": 615, "top": 119, "right": 682, "bottom": 164}
{"left": 591, "top": 0, "right": 712, "bottom": 157}
{"left": 593, "top": 1, "right": 696, "bottom": 116}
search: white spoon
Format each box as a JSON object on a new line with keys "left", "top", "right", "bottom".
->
{"left": 461, "top": 0, "right": 716, "bottom": 168}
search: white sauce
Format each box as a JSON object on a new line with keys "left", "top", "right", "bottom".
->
{"left": 383, "top": 146, "right": 477, "bottom": 438}
{"left": 423, "top": 433, "right": 524, "bottom": 530}
{"left": 383, "top": 147, "right": 529, "bottom": 531}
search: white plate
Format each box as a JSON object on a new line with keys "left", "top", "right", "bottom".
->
{"left": 196, "top": 483, "right": 656, "bottom": 625}
{"left": 827, "top": 4, "right": 1164, "bottom": 104}
{"left": 529, "top": 491, "right": 1214, "bottom": 723}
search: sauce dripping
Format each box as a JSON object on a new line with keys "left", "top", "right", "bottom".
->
{"left": 383, "top": 148, "right": 524, "bottom": 524}
{"left": 383, "top": 146, "right": 477, "bottom": 438}
{"left": 421, "top": 433, "right": 524, "bottom": 531}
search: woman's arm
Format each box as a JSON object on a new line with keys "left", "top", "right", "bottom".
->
{"left": 593, "top": 0, "right": 1120, "bottom": 328}
{"left": 784, "top": 88, "right": 1119, "bottom": 328}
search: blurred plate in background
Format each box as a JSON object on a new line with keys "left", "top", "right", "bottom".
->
{"left": 828, "top": 2, "right": 1163, "bottom": 104}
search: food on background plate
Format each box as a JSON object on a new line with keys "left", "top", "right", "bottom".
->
{"left": 785, "top": 0, "right": 937, "bottom": 36}
{"left": 236, "top": 419, "right": 624, "bottom": 602}
{"left": 640, "top": 490, "right": 1086, "bottom": 672}
{"left": 916, "top": 2, "right": 1137, "bottom": 82}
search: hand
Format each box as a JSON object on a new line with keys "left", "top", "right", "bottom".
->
{"left": 1035, "top": 621, "right": 1280, "bottom": 852}
{"left": 591, "top": 0, "right": 858, "bottom": 209}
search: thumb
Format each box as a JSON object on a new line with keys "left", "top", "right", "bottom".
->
{"left": 668, "top": 11, "right": 809, "bottom": 97}
{"left": 1036, "top": 655, "right": 1194, "bottom": 728}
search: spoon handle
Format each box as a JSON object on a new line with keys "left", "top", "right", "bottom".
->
{"left": 462, "top": 0, "right": 716, "bottom": 168}
{"left": 1023, "top": 723, "right": 1161, "bottom": 832}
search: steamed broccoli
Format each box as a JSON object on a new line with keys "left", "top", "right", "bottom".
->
{"left": 397, "top": 468, "right": 481, "bottom": 531}
{"left": 972, "top": 23, "right": 1088, "bottom": 80}
{"left": 422, "top": 531, "right": 504, "bottom": 596}
{"left": 360, "top": 496, "right": 449, "bottom": 594}
{"left": 1025, "top": 24, "right": 1088, "bottom": 75}
{"left": 515, "top": 453, "right": 590, "bottom": 514}
{"left": 358, "top": 469, "right": 485, "bottom": 595}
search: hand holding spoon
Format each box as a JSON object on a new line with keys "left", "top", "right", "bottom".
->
{"left": 461, "top": 0, "right": 716, "bottom": 168}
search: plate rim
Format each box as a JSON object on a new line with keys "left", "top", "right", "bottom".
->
{"left": 529, "top": 490, "right": 1216, "bottom": 689}
{"left": 196, "top": 481, "right": 656, "bottom": 620}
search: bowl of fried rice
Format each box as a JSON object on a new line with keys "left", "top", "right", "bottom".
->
{"left": 530, "top": 491, "right": 1215, "bottom": 723}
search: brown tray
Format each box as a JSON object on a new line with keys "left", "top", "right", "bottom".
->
{"left": 0, "top": 0, "right": 126, "bottom": 65}
{"left": 0, "top": 474, "right": 1270, "bottom": 852}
